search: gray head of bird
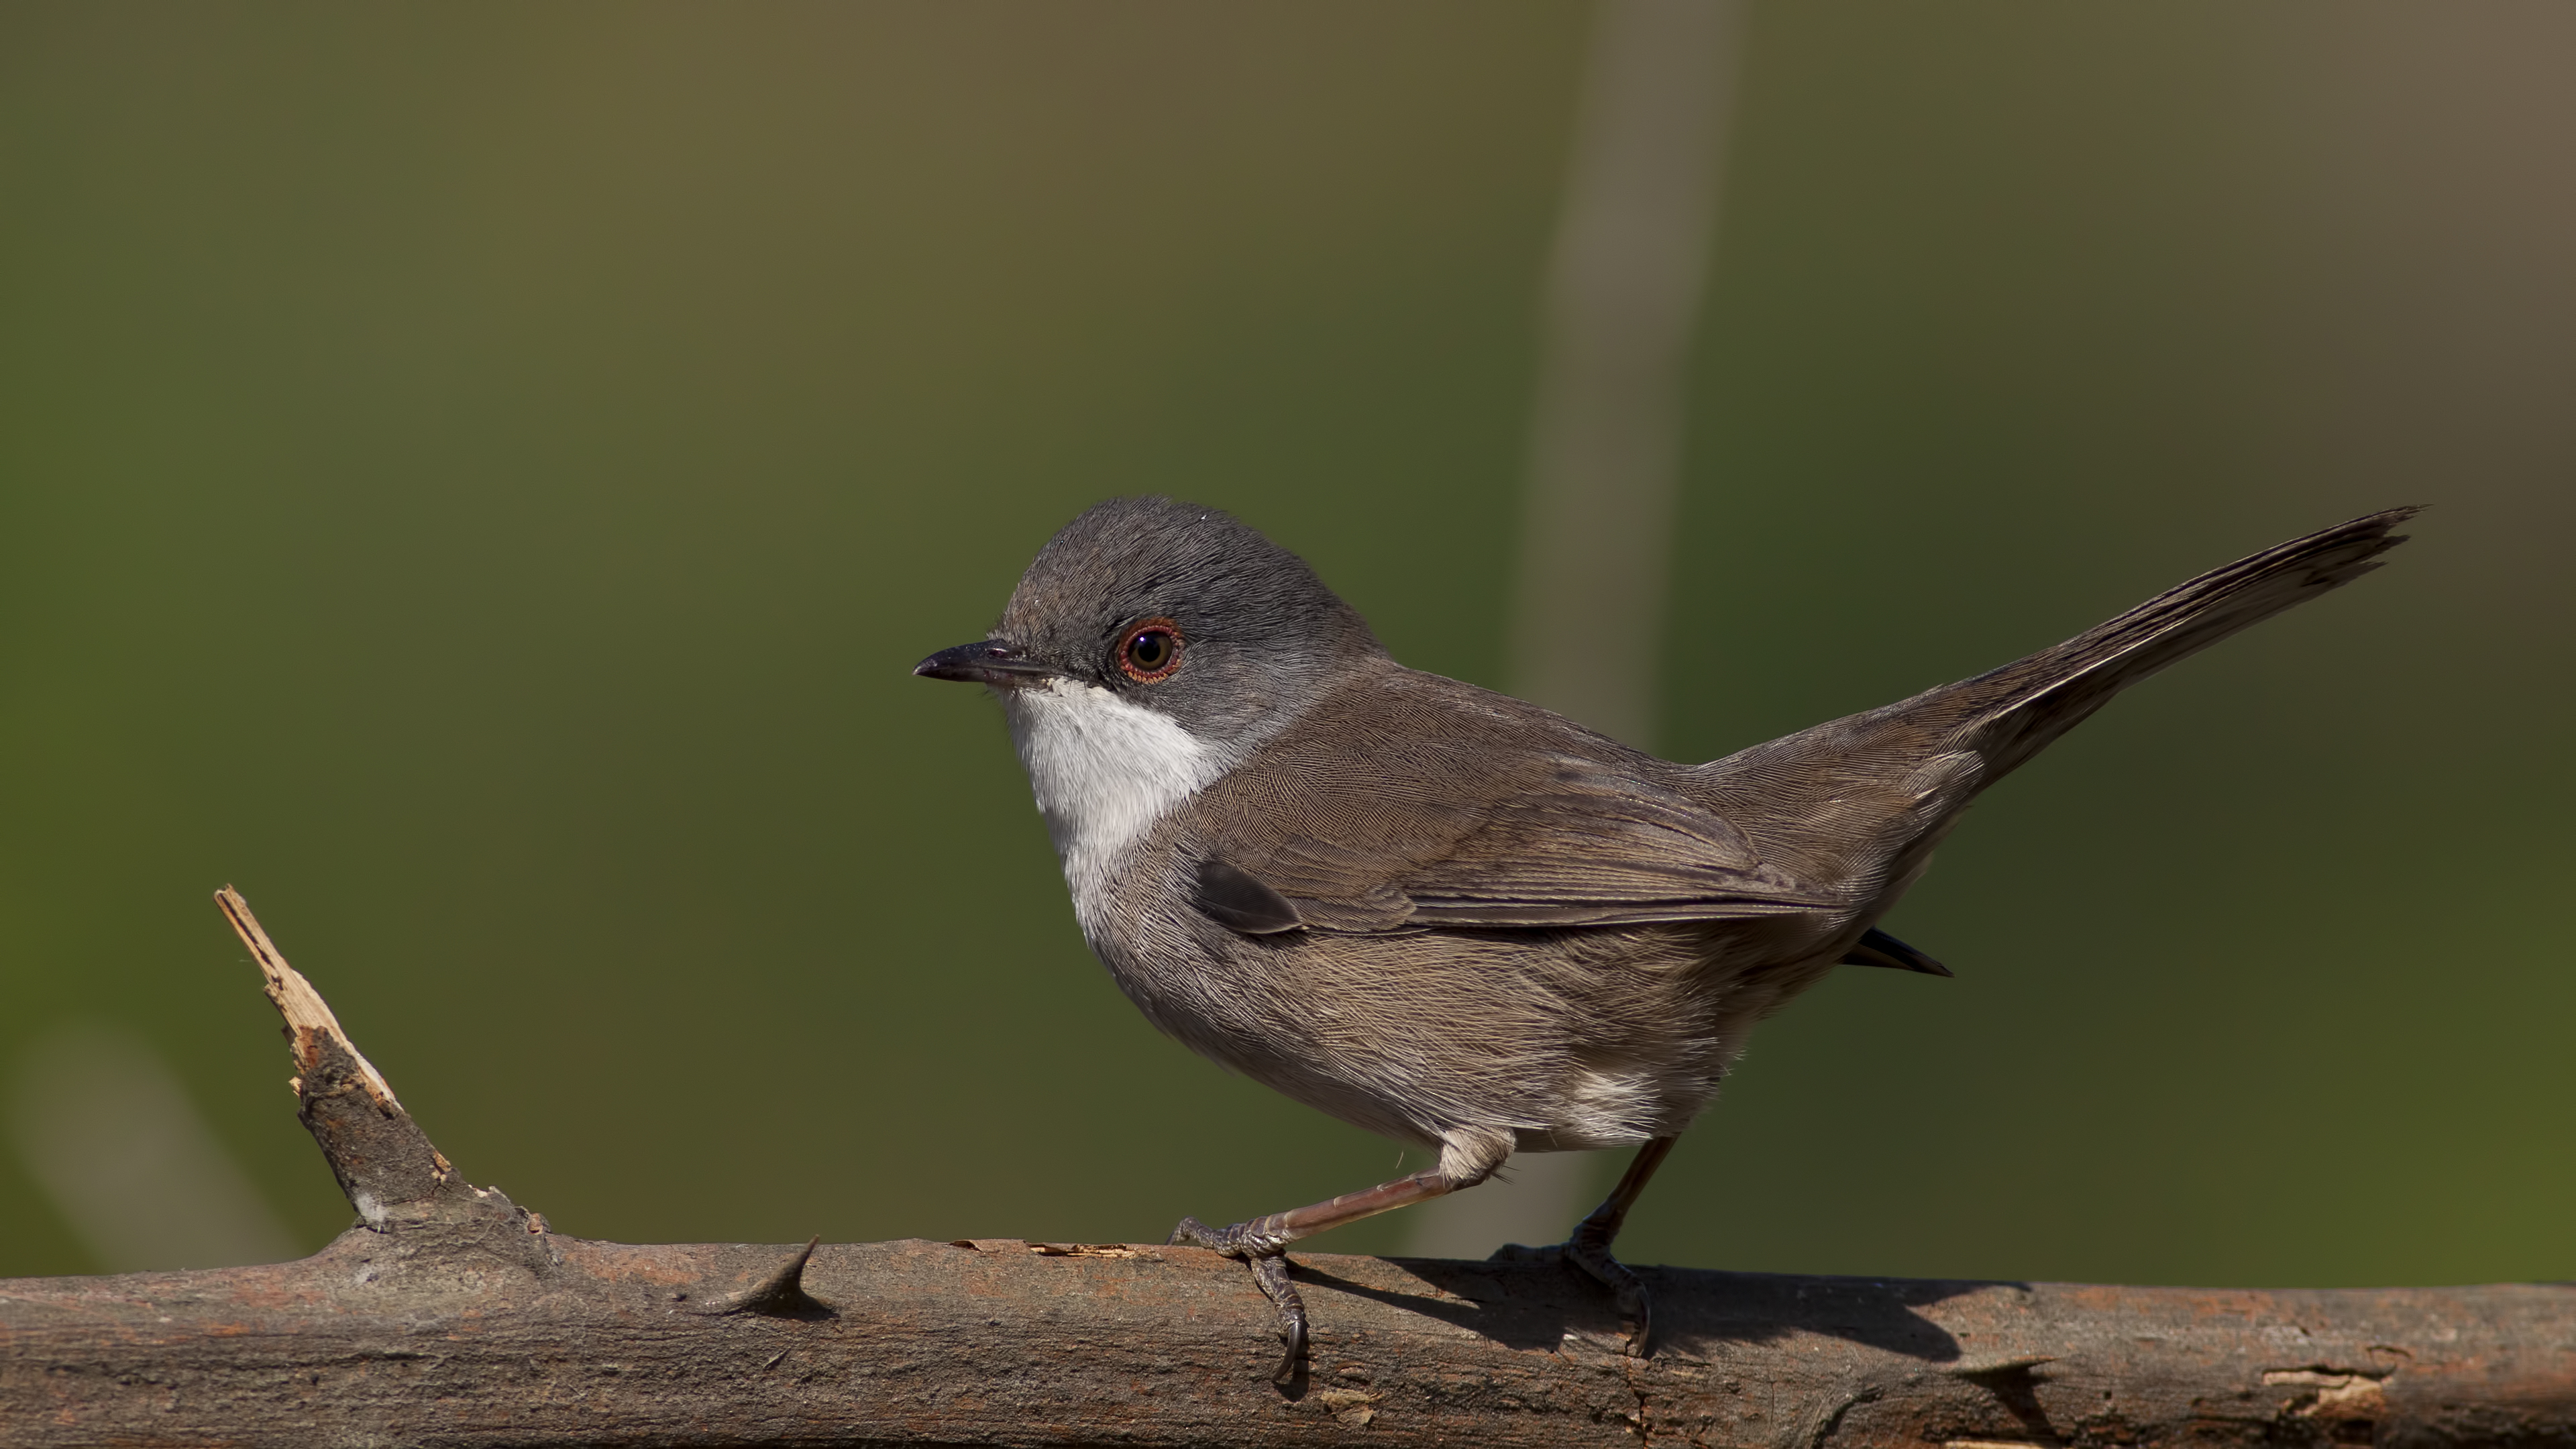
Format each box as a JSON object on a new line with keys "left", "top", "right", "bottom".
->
{"left": 913, "top": 496, "right": 1385, "bottom": 754}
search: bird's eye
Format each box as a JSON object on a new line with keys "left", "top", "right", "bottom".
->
{"left": 1116, "top": 619, "right": 1183, "bottom": 683}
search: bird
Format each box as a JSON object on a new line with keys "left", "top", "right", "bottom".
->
{"left": 913, "top": 496, "right": 2415, "bottom": 1384}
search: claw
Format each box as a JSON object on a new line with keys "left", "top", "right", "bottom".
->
{"left": 1167, "top": 1214, "right": 1230, "bottom": 1252}
{"left": 1171, "top": 1216, "right": 1307, "bottom": 1386}
{"left": 1563, "top": 1230, "right": 1652, "bottom": 1354}
{"left": 1160, "top": 1168, "right": 1452, "bottom": 1386}
{"left": 1540, "top": 1134, "right": 1676, "bottom": 1357}
{"left": 1245, "top": 1252, "right": 1307, "bottom": 1387}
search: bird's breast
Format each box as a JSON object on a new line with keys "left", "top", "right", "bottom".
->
{"left": 1000, "top": 679, "right": 1228, "bottom": 903}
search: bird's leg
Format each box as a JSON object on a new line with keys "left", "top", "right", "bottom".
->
{"left": 1171, "top": 1131, "right": 1509, "bottom": 1387}
{"left": 1171, "top": 1167, "right": 1453, "bottom": 1386}
{"left": 1560, "top": 1134, "right": 1679, "bottom": 1356}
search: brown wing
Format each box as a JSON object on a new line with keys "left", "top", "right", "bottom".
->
{"left": 1179, "top": 664, "right": 1829, "bottom": 934}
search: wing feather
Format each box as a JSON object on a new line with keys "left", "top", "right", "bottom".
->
{"left": 1182, "top": 667, "right": 1829, "bottom": 934}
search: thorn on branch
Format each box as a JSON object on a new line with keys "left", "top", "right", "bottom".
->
{"left": 695, "top": 1237, "right": 832, "bottom": 1318}
{"left": 1945, "top": 1354, "right": 2059, "bottom": 1379}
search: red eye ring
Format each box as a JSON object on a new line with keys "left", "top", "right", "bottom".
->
{"left": 1116, "top": 618, "right": 1183, "bottom": 683}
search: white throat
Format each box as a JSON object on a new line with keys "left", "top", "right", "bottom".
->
{"left": 1000, "top": 679, "right": 1228, "bottom": 906}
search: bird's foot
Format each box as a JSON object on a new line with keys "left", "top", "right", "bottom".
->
{"left": 1563, "top": 1221, "right": 1652, "bottom": 1356}
{"left": 1493, "top": 1228, "right": 1652, "bottom": 1356}
{"left": 1170, "top": 1215, "right": 1305, "bottom": 1387}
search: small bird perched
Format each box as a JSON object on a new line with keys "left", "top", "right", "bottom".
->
{"left": 915, "top": 497, "right": 2414, "bottom": 1383}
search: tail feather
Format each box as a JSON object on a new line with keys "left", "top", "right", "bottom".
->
{"left": 1841, "top": 926, "right": 1951, "bottom": 977}
{"left": 1684, "top": 506, "right": 2418, "bottom": 902}
{"left": 1957, "top": 506, "right": 2419, "bottom": 777}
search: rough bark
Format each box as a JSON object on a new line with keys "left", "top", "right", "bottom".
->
{"left": 0, "top": 892, "right": 2567, "bottom": 1448}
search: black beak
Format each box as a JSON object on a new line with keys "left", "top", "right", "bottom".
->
{"left": 913, "top": 640, "right": 1058, "bottom": 686}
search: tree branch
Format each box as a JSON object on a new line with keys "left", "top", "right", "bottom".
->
{"left": 2, "top": 892, "right": 2568, "bottom": 1447}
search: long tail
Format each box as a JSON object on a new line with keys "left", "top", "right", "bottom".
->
{"left": 1690, "top": 507, "right": 2418, "bottom": 903}
{"left": 1954, "top": 506, "right": 2418, "bottom": 779}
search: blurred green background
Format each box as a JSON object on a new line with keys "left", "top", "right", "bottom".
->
{"left": 2, "top": 3, "right": 2568, "bottom": 1287}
